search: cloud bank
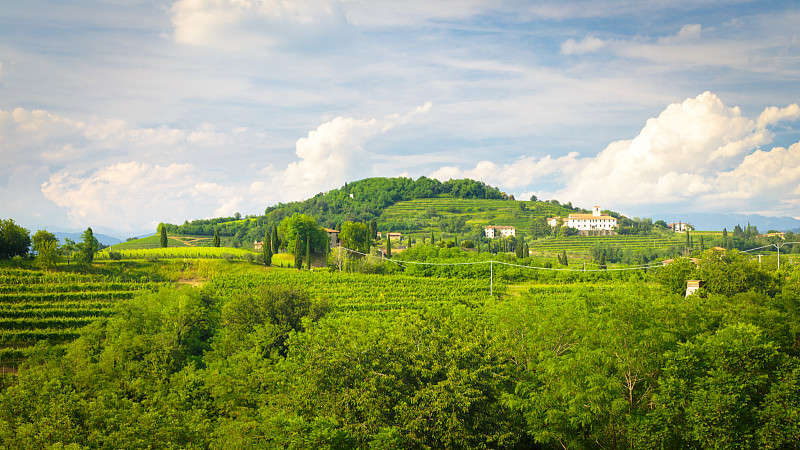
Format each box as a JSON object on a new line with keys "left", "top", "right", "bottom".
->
{"left": 26, "top": 103, "right": 431, "bottom": 233}
{"left": 3, "top": 93, "right": 799, "bottom": 235}
{"left": 433, "top": 92, "right": 800, "bottom": 217}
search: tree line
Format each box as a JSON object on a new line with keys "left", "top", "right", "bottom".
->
{"left": 1, "top": 219, "right": 102, "bottom": 269}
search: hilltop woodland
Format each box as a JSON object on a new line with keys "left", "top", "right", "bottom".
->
{"left": 1, "top": 177, "right": 800, "bottom": 449}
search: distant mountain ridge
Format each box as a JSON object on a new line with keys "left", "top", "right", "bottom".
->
{"left": 54, "top": 232, "right": 123, "bottom": 247}
{"left": 651, "top": 212, "right": 800, "bottom": 233}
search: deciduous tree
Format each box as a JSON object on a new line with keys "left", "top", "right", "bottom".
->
{"left": 339, "top": 222, "right": 370, "bottom": 253}
{"left": 0, "top": 218, "right": 31, "bottom": 259}
{"left": 33, "top": 230, "right": 59, "bottom": 269}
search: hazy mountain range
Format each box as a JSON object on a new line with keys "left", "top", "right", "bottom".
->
{"left": 651, "top": 212, "right": 800, "bottom": 234}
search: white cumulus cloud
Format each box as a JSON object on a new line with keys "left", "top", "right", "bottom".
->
{"left": 41, "top": 162, "right": 210, "bottom": 232}
{"left": 430, "top": 92, "right": 800, "bottom": 217}
{"left": 268, "top": 102, "right": 432, "bottom": 200}
{"left": 557, "top": 92, "right": 794, "bottom": 207}
{"left": 27, "top": 103, "right": 432, "bottom": 233}
{"left": 561, "top": 35, "right": 609, "bottom": 55}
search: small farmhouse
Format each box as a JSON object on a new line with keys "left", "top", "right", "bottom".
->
{"left": 546, "top": 217, "right": 561, "bottom": 227}
{"left": 254, "top": 241, "right": 264, "bottom": 251}
{"left": 324, "top": 228, "right": 340, "bottom": 247}
{"left": 566, "top": 206, "right": 617, "bottom": 236}
{"left": 485, "top": 226, "right": 516, "bottom": 238}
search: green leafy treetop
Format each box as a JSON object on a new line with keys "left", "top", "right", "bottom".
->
{"left": 0, "top": 218, "right": 31, "bottom": 259}
{"left": 33, "top": 230, "right": 59, "bottom": 269}
{"left": 339, "top": 222, "right": 370, "bottom": 253}
{"left": 262, "top": 230, "right": 272, "bottom": 267}
{"left": 32, "top": 230, "right": 57, "bottom": 255}
{"left": 278, "top": 214, "right": 326, "bottom": 257}
{"left": 78, "top": 227, "right": 100, "bottom": 266}
{"left": 159, "top": 224, "right": 168, "bottom": 248}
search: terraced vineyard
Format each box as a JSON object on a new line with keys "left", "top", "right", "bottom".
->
{"left": 0, "top": 268, "right": 164, "bottom": 370}
{"left": 110, "top": 234, "right": 214, "bottom": 250}
{"left": 529, "top": 233, "right": 690, "bottom": 256}
{"left": 210, "top": 269, "right": 496, "bottom": 317}
{"left": 379, "top": 197, "right": 567, "bottom": 236}
{"left": 97, "top": 246, "right": 256, "bottom": 260}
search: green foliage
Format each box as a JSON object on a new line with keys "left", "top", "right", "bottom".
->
{"left": 279, "top": 213, "right": 326, "bottom": 255}
{"left": 213, "top": 228, "right": 220, "bottom": 247}
{"left": 216, "top": 285, "right": 324, "bottom": 357}
{"left": 657, "top": 257, "right": 697, "bottom": 295}
{"left": 2, "top": 254, "right": 799, "bottom": 448}
{"left": 77, "top": 227, "right": 99, "bottom": 267}
{"left": 294, "top": 237, "right": 303, "bottom": 270}
{"left": 262, "top": 230, "right": 272, "bottom": 267}
{"left": 0, "top": 219, "right": 31, "bottom": 259}
{"left": 33, "top": 230, "right": 60, "bottom": 269}
{"left": 644, "top": 323, "right": 793, "bottom": 448}
{"left": 697, "top": 249, "right": 778, "bottom": 297}
{"left": 339, "top": 221, "right": 370, "bottom": 253}
{"left": 557, "top": 249, "right": 568, "bottom": 266}
{"left": 159, "top": 224, "right": 168, "bottom": 248}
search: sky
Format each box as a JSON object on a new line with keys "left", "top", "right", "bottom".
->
{"left": 1, "top": 0, "right": 799, "bottom": 237}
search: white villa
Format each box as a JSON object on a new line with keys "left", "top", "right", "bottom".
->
{"left": 485, "top": 225, "right": 516, "bottom": 238}
{"left": 566, "top": 206, "right": 617, "bottom": 236}
{"left": 668, "top": 222, "right": 694, "bottom": 232}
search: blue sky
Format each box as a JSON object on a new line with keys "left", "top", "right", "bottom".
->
{"left": 1, "top": 0, "right": 799, "bottom": 236}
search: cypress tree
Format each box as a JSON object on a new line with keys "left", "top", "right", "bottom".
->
{"left": 700, "top": 235, "right": 705, "bottom": 252}
{"left": 213, "top": 228, "right": 220, "bottom": 247}
{"left": 271, "top": 225, "right": 279, "bottom": 253}
{"left": 366, "top": 228, "right": 371, "bottom": 254}
{"left": 369, "top": 219, "right": 378, "bottom": 239}
{"left": 160, "top": 224, "right": 168, "bottom": 248}
{"left": 386, "top": 235, "right": 392, "bottom": 258}
{"left": 263, "top": 230, "right": 272, "bottom": 266}
{"left": 306, "top": 235, "right": 311, "bottom": 270}
{"left": 294, "top": 238, "right": 302, "bottom": 269}
{"left": 430, "top": 232, "right": 434, "bottom": 245}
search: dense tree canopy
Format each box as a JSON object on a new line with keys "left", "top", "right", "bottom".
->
{"left": 0, "top": 219, "right": 31, "bottom": 259}
{"left": 278, "top": 213, "right": 327, "bottom": 255}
